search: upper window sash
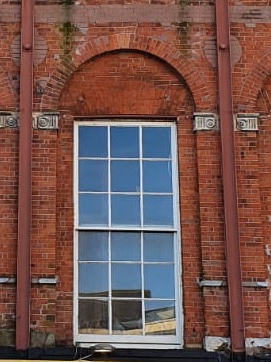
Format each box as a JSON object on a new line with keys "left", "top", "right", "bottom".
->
{"left": 74, "top": 122, "right": 178, "bottom": 230}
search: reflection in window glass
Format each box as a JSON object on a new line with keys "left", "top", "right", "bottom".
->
{"left": 111, "top": 161, "right": 140, "bottom": 192}
{"left": 145, "top": 300, "right": 176, "bottom": 335}
{"left": 79, "top": 160, "right": 108, "bottom": 192}
{"left": 144, "top": 264, "right": 175, "bottom": 299}
{"left": 111, "top": 127, "right": 139, "bottom": 158}
{"left": 79, "top": 126, "right": 107, "bottom": 157}
{"left": 79, "top": 232, "right": 108, "bottom": 261}
{"left": 112, "top": 264, "right": 141, "bottom": 297}
{"left": 143, "top": 195, "right": 173, "bottom": 227}
{"left": 142, "top": 127, "right": 171, "bottom": 158}
{"left": 111, "top": 232, "right": 141, "bottom": 261}
{"left": 79, "top": 263, "right": 108, "bottom": 296}
{"left": 111, "top": 195, "right": 140, "bottom": 226}
{"left": 79, "top": 299, "right": 109, "bottom": 334}
{"left": 112, "top": 300, "right": 143, "bottom": 335}
{"left": 79, "top": 194, "right": 108, "bottom": 226}
{"left": 144, "top": 232, "right": 174, "bottom": 262}
{"left": 143, "top": 161, "right": 172, "bottom": 193}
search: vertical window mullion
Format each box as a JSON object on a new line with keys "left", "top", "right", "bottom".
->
{"left": 171, "top": 126, "right": 177, "bottom": 229}
{"left": 108, "top": 126, "right": 112, "bottom": 334}
{"left": 108, "top": 126, "right": 111, "bottom": 228}
{"left": 75, "top": 125, "right": 80, "bottom": 337}
{"left": 139, "top": 127, "right": 145, "bottom": 334}
{"left": 141, "top": 231, "right": 145, "bottom": 335}
{"left": 75, "top": 125, "right": 79, "bottom": 228}
{"left": 108, "top": 230, "right": 112, "bottom": 334}
{"left": 139, "top": 126, "right": 143, "bottom": 228}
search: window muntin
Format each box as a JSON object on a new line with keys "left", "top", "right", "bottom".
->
{"left": 75, "top": 121, "right": 182, "bottom": 346}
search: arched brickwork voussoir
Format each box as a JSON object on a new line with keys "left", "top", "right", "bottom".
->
{"left": 238, "top": 50, "right": 271, "bottom": 112}
{"left": 0, "top": 71, "right": 16, "bottom": 109}
{"left": 41, "top": 33, "right": 215, "bottom": 111}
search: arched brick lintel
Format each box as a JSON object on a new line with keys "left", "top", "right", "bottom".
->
{"left": 41, "top": 33, "right": 215, "bottom": 112}
{"left": 238, "top": 50, "right": 271, "bottom": 112}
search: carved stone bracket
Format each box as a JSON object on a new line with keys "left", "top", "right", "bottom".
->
{"left": 0, "top": 112, "right": 19, "bottom": 128}
{"left": 33, "top": 112, "right": 59, "bottom": 130}
{"left": 193, "top": 113, "right": 218, "bottom": 131}
{"left": 236, "top": 113, "right": 259, "bottom": 131}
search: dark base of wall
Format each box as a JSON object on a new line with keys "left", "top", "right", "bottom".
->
{"left": 0, "top": 347, "right": 270, "bottom": 362}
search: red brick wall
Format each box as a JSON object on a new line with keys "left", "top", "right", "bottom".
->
{"left": 0, "top": 0, "right": 270, "bottom": 351}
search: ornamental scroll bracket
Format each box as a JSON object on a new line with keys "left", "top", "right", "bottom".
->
{"left": 193, "top": 113, "right": 218, "bottom": 131}
{"left": 236, "top": 113, "right": 259, "bottom": 131}
{"left": 0, "top": 112, "right": 19, "bottom": 128}
{"left": 33, "top": 112, "right": 59, "bottom": 130}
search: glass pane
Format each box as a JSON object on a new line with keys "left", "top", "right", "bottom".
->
{"left": 112, "top": 300, "right": 142, "bottom": 335}
{"left": 111, "top": 127, "right": 139, "bottom": 158}
{"left": 112, "top": 264, "right": 141, "bottom": 297}
{"left": 143, "top": 195, "right": 173, "bottom": 227}
{"left": 111, "top": 161, "right": 140, "bottom": 192}
{"left": 79, "top": 232, "right": 108, "bottom": 261}
{"left": 111, "top": 232, "right": 141, "bottom": 261}
{"left": 144, "top": 232, "right": 174, "bottom": 262}
{"left": 79, "top": 126, "right": 107, "bottom": 157}
{"left": 79, "top": 194, "right": 108, "bottom": 226}
{"left": 143, "top": 161, "right": 172, "bottom": 193}
{"left": 142, "top": 127, "right": 171, "bottom": 158}
{"left": 79, "top": 160, "right": 108, "bottom": 192}
{"left": 145, "top": 300, "right": 176, "bottom": 335}
{"left": 79, "top": 299, "right": 109, "bottom": 334}
{"left": 79, "top": 263, "right": 108, "bottom": 297}
{"left": 144, "top": 264, "right": 175, "bottom": 299}
{"left": 111, "top": 195, "right": 140, "bottom": 226}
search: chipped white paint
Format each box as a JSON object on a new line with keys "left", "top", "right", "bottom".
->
{"left": 205, "top": 337, "right": 271, "bottom": 355}
{"left": 31, "top": 277, "right": 58, "bottom": 284}
{"left": 204, "top": 337, "right": 230, "bottom": 352}
{"left": 246, "top": 338, "right": 271, "bottom": 356}
{"left": 242, "top": 281, "right": 268, "bottom": 288}
{"left": 197, "top": 279, "right": 226, "bottom": 287}
{"left": 0, "top": 277, "right": 16, "bottom": 284}
{"left": 265, "top": 244, "right": 271, "bottom": 256}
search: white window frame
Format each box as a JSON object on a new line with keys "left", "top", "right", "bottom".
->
{"left": 73, "top": 119, "right": 183, "bottom": 349}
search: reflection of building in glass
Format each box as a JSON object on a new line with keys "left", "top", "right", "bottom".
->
{"left": 145, "top": 306, "right": 175, "bottom": 336}
{"left": 79, "top": 290, "right": 176, "bottom": 336}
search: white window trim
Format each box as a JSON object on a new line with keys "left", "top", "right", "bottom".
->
{"left": 73, "top": 120, "right": 183, "bottom": 349}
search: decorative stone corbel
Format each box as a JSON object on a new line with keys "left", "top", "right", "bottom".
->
{"left": 236, "top": 113, "right": 259, "bottom": 131}
{"left": 0, "top": 112, "right": 19, "bottom": 128}
{"left": 33, "top": 112, "right": 59, "bottom": 130}
{"left": 193, "top": 113, "right": 218, "bottom": 131}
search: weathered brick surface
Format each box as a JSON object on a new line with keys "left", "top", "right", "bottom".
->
{"left": 0, "top": 129, "right": 18, "bottom": 276}
{"left": 0, "top": 0, "right": 270, "bottom": 352}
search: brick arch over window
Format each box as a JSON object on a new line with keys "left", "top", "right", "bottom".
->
{"left": 58, "top": 50, "right": 194, "bottom": 117}
{"left": 238, "top": 50, "right": 271, "bottom": 112}
{"left": 0, "top": 71, "right": 16, "bottom": 109}
{"left": 41, "top": 34, "right": 214, "bottom": 111}
{"left": 257, "top": 74, "right": 271, "bottom": 114}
